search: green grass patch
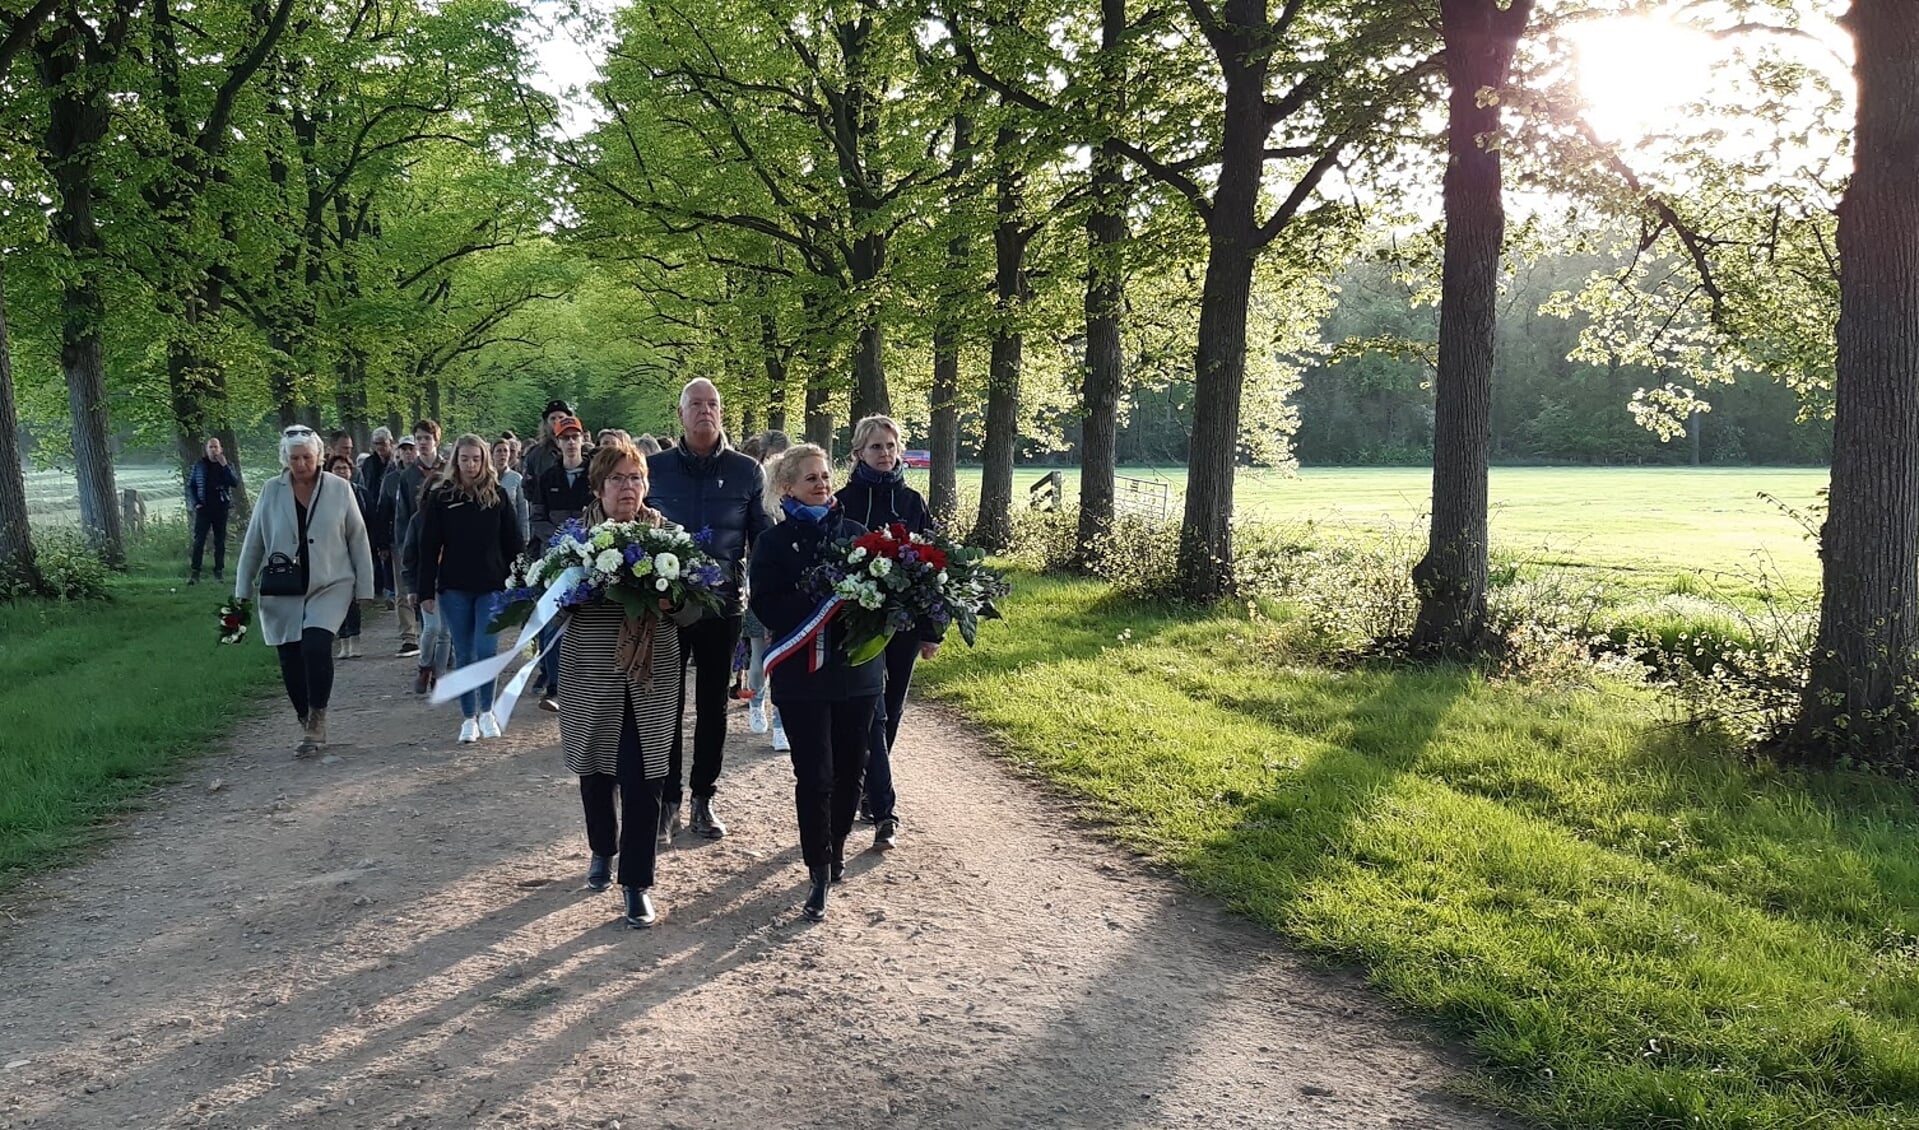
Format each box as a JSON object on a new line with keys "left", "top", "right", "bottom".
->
{"left": 922, "top": 571, "right": 1919, "bottom": 1128}
{"left": 0, "top": 537, "right": 279, "bottom": 892}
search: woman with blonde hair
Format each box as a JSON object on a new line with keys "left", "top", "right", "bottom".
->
{"left": 835, "top": 415, "right": 941, "bottom": 849}
{"left": 749, "top": 443, "right": 884, "bottom": 921}
{"left": 418, "top": 433, "right": 525, "bottom": 744}
{"left": 235, "top": 426, "right": 376, "bottom": 756}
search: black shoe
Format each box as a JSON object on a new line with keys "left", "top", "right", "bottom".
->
{"left": 623, "top": 886, "right": 656, "bottom": 928}
{"left": 657, "top": 801, "right": 680, "bottom": 847}
{"left": 213, "top": 570, "right": 224, "bottom": 581}
{"left": 585, "top": 854, "right": 612, "bottom": 891}
{"left": 875, "top": 818, "right": 898, "bottom": 850}
{"left": 412, "top": 667, "right": 431, "bottom": 695}
{"left": 803, "top": 865, "right": 830, "bottom": 921}
{"left": 187, "top": 573, "right": 200, "bottom": 586}
{"left": 398, "top": 642, "right": 421, "bottom": 658}
{"left": 538, "top": 694, "right": 560, "bottom": 713}
{"left": 830, "top": 837, "right": 846, "bottom": 884}
{"left": 858, "top": 798, "right": 877, "bottom": 825}
{"left": 689, "top": 797, "right": 727, "bottom": 838}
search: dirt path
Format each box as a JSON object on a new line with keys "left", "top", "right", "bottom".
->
{"left": 1, "top": 613, "right": 1513, "bottom": 1129}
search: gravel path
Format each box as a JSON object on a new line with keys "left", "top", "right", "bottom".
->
{"left": 0, "top": 614, "right": 1513, "bottom": 1129}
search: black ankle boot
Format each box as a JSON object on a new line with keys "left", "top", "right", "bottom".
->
{"left": 623, "top": 886, "right": 656, "bottom": 928}
{"left": 830, "top": 837, "right": 847, "bottom": 884}
{"left": 803, "top": 865, "right": 830, "bottom": 921}
{"left": 585, "top": 854, "right": 612, "bottom": 891}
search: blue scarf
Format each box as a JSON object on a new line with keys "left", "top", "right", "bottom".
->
{"left": 851, "top": 460, "right": 905, "bottom": 488}
{"left": 780, "top": 496, "right": 833, "bottom": 525}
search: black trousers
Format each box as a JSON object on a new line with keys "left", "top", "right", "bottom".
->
{"left": 276, "top": 627, "right": 336, "bottom": 718}
{"left": 579, "top": 699, "right": 662, "bottom": 889}
{"left": 190, "top": 506, "right": 230, "bottom": 576}
{"left": 778, "top": 695, "right": 878, "bottom": 869}
{"left": 668, "top": 614, "right": 743, "bottom": 804}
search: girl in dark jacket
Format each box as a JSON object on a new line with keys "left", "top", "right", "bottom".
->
{"left": 835, "top": 415, "right": 941, "bottom": 851}
{"left": 418, "top": 433, "right": 525, "bottom": 744}
{"left": 749, "top": 443, "right": 884, "bottom": 921}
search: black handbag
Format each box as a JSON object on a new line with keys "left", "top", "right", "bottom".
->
{"left": 259, "top": 551, "right": 305, "bottom": 596}
{"left": 258, "top": 477, "right": 316, "bottom": 597}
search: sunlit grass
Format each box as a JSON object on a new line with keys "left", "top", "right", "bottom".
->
{"left": 0, "top": 536, "right": 278, "bottom": 890}
{"left": 921, "top": 571, "right": 1919, "bottom": 1128}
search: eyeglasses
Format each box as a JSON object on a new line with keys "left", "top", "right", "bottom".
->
{"left": 282, "top": 426, "right": 315, "bottom": 437}
{"left": 605, "top": 474, "right": 646, "bottom": 487}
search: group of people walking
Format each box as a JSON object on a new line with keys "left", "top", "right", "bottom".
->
{"left": 225, "top": 380, "right": 939, "bottom": 926}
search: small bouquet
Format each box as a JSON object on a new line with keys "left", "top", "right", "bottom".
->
{"left": 805, "top": 523, "right": 1009, "bottom": 665}
{"left": 218, "top": 597, "right": 252, "bottom": 645}
{"left": 490, "top": 517, "right": 727, "bottom": 633}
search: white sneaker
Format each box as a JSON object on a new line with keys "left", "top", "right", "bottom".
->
{"left": 748, "top": 699, "right": 768, "bottom": 734}
{"left": 458, "top": 718, "right": 480, "bottom": 744}
{"left": 771, "top": 722, "right": 790, "bottom": 753}
{"left": 477, "top": 712, "right": 502, "bottom": 739}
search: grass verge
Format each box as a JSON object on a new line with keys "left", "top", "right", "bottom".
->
{"left": 918, "top": 571, "right": 1919, "bottom": 1129}
{"left": 0, "top": 537, "right": 278, "bottom": 893}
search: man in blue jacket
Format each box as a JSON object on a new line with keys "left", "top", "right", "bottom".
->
{"left": 647, "top": 377, "right": 770, "bottom": 842}
{"left": 185, "top": 436, "right": 240, "bottom": 584}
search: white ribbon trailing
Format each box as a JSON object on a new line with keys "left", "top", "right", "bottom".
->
{"left": 429, "top": 565, "right": 584, "bottom": 731}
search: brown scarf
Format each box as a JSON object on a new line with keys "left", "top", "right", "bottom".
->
{"left": 583, "top": 499, "right": 668, "bottom": 689}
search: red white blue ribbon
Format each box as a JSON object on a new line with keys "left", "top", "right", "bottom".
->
{"left": 764, "top": 596, "right": 842, "bottom": 674}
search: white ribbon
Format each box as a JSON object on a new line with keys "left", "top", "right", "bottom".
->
{"left": 430, "top": 566, "right": 585, "bottom": 731}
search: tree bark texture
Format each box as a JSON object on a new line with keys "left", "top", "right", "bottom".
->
{"left": 1174, "top": 15, "right": 1268, "bottom": 602}
{"left": 927, "top": 111, "right": 974, "bottom": 527}
{"left": 971, "top": 126, "right": 1028, "bottom": 551}
{"left": 1076, "top": 0, "right": 1128, "bottom": 559}
{"left": 0, "top": 262, "right": 40, "bottom": 591}
{"left": 1795, "top": 0, "right": 1919, "bottom": 759}
{"left": 761, "top": 312, "right": 788, "bottom": 433}
{"left": 37, "top": 11, "right": 125, "bottom": 563}
{"left": 1410, "top": 0, "right": 1531, "bottom": 654}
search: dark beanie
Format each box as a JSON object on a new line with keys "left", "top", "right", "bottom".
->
{"left": 542, "top": 398, "right": 573, "bottom": 418}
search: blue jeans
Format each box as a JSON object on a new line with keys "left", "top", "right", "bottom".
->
{"left": 539, "top": 620, "right": 563, "bottom": 693}
{"left": 863, "top": 633, "right": 922, "bottom": 822}
{"left": 438, "top": 589, "right": 501, "bottom": 717}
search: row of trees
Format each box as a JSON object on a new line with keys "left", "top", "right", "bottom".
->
{"left": 0, "top": 0, "right": 583, "bottom": 582}
{"left": 4, "top": 0, "right": 1913, "bottom": 762}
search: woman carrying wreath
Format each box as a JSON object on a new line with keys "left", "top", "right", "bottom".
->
{"left": 835, "top": 415, "right": 942, "bottom": 850}
{"left": 559, "top": 437, "right": 704, "bottom": 928}
{"left": 749, "top": 443, "right": 884, "bottom": 922}
{"left": 235, "top": 426, "right": 376, "bottom": 757}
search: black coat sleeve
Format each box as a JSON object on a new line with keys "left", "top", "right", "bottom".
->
{"left": 748, "top": 532, "right": 814, "bottom": 641}
{"left": 417, "top": 493, "right": 444, "bottom": 598}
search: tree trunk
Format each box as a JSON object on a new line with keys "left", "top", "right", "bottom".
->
{"left": 37, "top": 15, "right": 124, "bottom": 564}
{"left": 761, "top": 312, "right": 788, "bottom": 432}
{"left": 930, "top": 326, "right": 961, "bottom": 526}
{"left": 1077, "top": 0, "right": 1128, "bottom": 559}
{"left": 1173, "top": 36, "right": 1269, "bottom": 602}
{"left": 804, "top": 370, "right": 834, "bottom": 449}
{"left": 971, "top": 125, "right": 1028, "bottom": 551}
{"left": 853, "top": 317, "right": 889, "bottom": 422}
{"left": 1792, "top": 0, "right": 1919, "bottom": 760}
{"left": 1411, "top": 0, "right": 1532, "bottom": 653}
{"left": 0, "top": 261, "right": 39, "bottom": 592}
{"left": 928, "top": 110, "right": 974, "bottom": 528}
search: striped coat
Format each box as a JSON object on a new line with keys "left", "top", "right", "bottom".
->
{"left": 554, "top": 506, "right": 705, "bottom": 778}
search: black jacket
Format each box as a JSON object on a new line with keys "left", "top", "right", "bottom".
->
{"left": 357, "top": 454, "right": 396, "bottom": 548}
{"left": 748, "top": 510, "right": 884, "bottom": 703}
{"left": 836, "top": 472, "right": 942, "bottom": 643}
{"left": 529, "top": 462, "right": 593, "bottom": 545}
{"left": 836, "top": 471, "right": 932, "bottom": 538}
{"left": 416, "top": 484, "right": 524, "bottom": 597}
{"left": 185, "top": 457, "right": 239, "bottom": 510}
{"left": 647, "top": 440, "right": 769, "bottom": 616}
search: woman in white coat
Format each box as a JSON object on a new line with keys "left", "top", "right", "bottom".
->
{"left": 236, "top": 426, "right": 376, "bottom": 756}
